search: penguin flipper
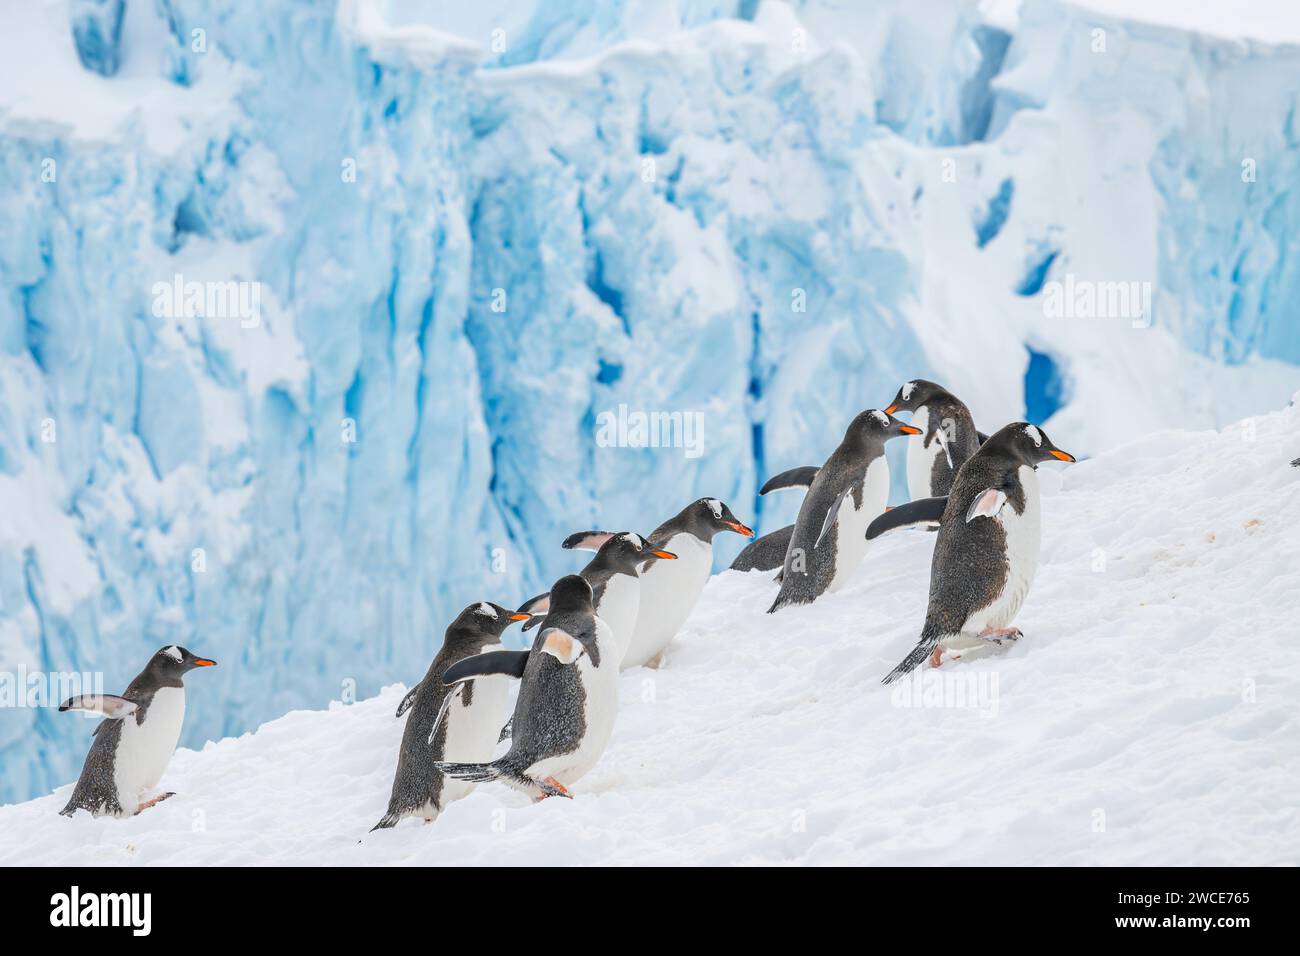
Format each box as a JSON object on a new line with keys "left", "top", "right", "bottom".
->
{"left": 813, "top": 485, "right": 854, "bottom": 550}
{"left": 865, "top": 497, "right": 948, "bottom": 539}
{"left": 562, "top": 530, "right": 615, "bottom": 551}
{"left": 759, "top": 466, "right": 820, "bottom": 495}
{"left": 965, "top": 488, "right": 1009, "bottom": 523}
{"left": 395, "top": 683, "right": 421, "bottom": 718}
{"left": 933, "top": 426, "right": 955, "bottom": 469}
{"left": 517, "top": 591, "right": 551, "bottom": 616}
{"left": 977, "top": 430, "right": 990, "bottom": 445}
{"left": 427, "top": 685, "right": 464, "bottom": 745}
{"left": 882, "top": 638, "right": 939, "bottom": 684}
{"left": 441, "top": 650, "right": 531, "bottom": 685}
{"left": 58, "top": 694, "right": 137, "bottom": 719}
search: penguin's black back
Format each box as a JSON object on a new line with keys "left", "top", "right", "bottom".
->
{"left": 500, "top": 605, "right": 600, "bottom": 770}
{"left": 921, "top": 451, "right": 1027, "bottom": 639}
{"left": 730, "top": 524, "right": 793, "bottom": 572}
{"left": 771, "top": 436, "right": 881, "bottom": 609}
{"left": 922, "top": 395, "right": 981, "bottom": 497}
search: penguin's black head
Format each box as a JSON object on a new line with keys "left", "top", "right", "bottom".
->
{"left": 689, "top": 498, "right": 754, "bottom": 540}
{"left": 884, "top": 379, "right": 947, "bottom": 415}
{"left": 596, "top": 532, "right": 678, "bottom": 573}
{"left": 549, "top": 574, "right": 596, "bottom": 612}
{"left": 150, "top": 645, "right": 217, "bottom": 676}
{"left": 846, "top": 409, "right": 922, "bottom": 444}
{"left": 450, "top": 601, "right": 530, "bottom": 637}
{"left": 987, "top": 422, "right": 1076, "bottom": 468}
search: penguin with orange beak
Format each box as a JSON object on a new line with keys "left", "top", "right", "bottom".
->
{"left": 883, "top": 379, "right": 986, "bottom": 500}
{"left": 563, "top": 498, "right": 753, "bottom": 669}
{"left": 768, "top": 410, "right": 921, "bottom": 613}
{"left": 516, "top": 532, "right": 677, "bottom": 666}
{"left": 373, "top": 602, "right": 531, "bottom": 830}
{"left": 868, "top": 423, "right": 1076, "bottom": 682}
{"left": 58, "top": 645, "right": 216, "bottom": 818}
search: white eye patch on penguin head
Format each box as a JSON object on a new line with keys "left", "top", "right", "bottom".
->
{"left": 1023, "top": 424, "right": 1043, "bottom": 447}
{"left": 476, "top": 602, "right": 498, "bottom": 619}
{"left": 704, "top": 498, "right": 723, "bottom": 519}
{"left": 161, "top": 645, "right": 183, "bottom": 663}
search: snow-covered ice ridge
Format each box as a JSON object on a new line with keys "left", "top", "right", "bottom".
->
{"left": 2, "top": 402, "right": 1297, "bottom": 864}
{"left": 1, "top": 0, "right": 1299, "bottom": 803}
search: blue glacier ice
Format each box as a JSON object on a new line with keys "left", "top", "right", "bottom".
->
{"left": 1, "top": 0, "right": 1298, "bottom": 803}
{"left": 69, "top": 0, "right": 127, "bottom": 77}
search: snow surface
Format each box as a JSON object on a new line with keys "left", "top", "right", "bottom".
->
{"left": 3, "top": 0, "right": 1300, "bottom": 804}
{"left": 3, "top": 400, "right": 1296, "bottom": 865}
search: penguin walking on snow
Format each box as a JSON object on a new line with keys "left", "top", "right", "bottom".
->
{"left": 884, "top": 379, "right": 986, "bottom": 500}
{"left": 518, "top": 531, "right": 676, "bottom": 666}
{"left": 867, "top": 422, "right": 1075, "bottom": 682}
{"left": 373, "top": 602, "right": 530, "bottom": 830}
{"left": 434, "top": 575, "right": 618, "bottom": 799}
{"left": 59, "top": 645, "right": 217, "bottom": 817}
{"left": 566, "top": 498, "right": 753, "bottom": 669}
{"left": 768, "top": 410, "right": 921, "bottom": 612}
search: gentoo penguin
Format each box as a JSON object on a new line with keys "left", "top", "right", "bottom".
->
{"left": 768, "top": 410, "right": 920, "bottom": 612}
{"left": 434, "top": 575, "right": 618, "bottom": 799}
{"left": 868, "top": 422, "right": 1075, "bottom": 683}
{"left": 728, "top": 466, "right": 818, "bottom": 573}
{"left": 58, "top": 645, "right": 216, "bottom": 817}
{"left": 372, "top": 602, "right": 530, "bottom": 830}
{"left": 566, "top": 498, "right": 753, "bottom": 669}
{"left": 518, "top": 532, "right": 676, "bottom": 665}
{"left": 884, "top": 379, "right": 985, "bottom": 500}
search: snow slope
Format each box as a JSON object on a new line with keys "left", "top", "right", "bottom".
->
{"left": 3, "top": 400, "right": 1296, "bottom": 865}
{"left": 3, "top": 0, "right": 1300, "bottom": 805}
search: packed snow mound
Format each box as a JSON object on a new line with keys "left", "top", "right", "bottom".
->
{"left": 4, "top": 0, "right": 1300, "bottom": 805}
{"left": 3, "top": 402, "right": 1296, "bottom": 865}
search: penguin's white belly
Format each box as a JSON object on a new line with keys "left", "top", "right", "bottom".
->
{"left": 906, "top": 406, "right": 944, "bottom": 500}
{"left": 594, "top": 573, "right": 640, "bottom": 665}
{"left": 827, "top": 457, "right": 889, "bottom": 594}
{"left": 966, "top": 466, "right": 1041, "bottom": 635}
{"left": 113, "top": 686, "right": 185, "bottom": 810}
{"left": 527, "top": 625, "right": 620, "bottom": 787}
{"left": 439, "top": 675, "right": 511, "bottom": 806}
{"left": 622, "top": 533, "right": 712, "bottom": 669}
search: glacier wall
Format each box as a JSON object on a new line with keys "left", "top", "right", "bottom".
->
{"left": 0, "top": 0, "right": 1297, "bottom": 803}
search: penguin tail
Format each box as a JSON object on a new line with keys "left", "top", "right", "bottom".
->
{"left": 881, "top": 637, "right": 939, "bottom": 685}
{"left": 370, "top": 809, "right": 402, "bottom": 832}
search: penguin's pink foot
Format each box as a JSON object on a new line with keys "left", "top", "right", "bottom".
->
{"left": 545, "top": 777, "right": 572, "bottom": 798}
{"left": 978, "top": 626, "right": 1023, "bottom": 643}
{"left": 134, "top": 792, "right": 175, "bottom": 814}
{"left": 928, "top": 645, "right": 944, "bottom": 668}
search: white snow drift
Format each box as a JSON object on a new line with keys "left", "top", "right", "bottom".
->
{"left": 2, "top": 400, "right": 1296, "bottom": 865}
